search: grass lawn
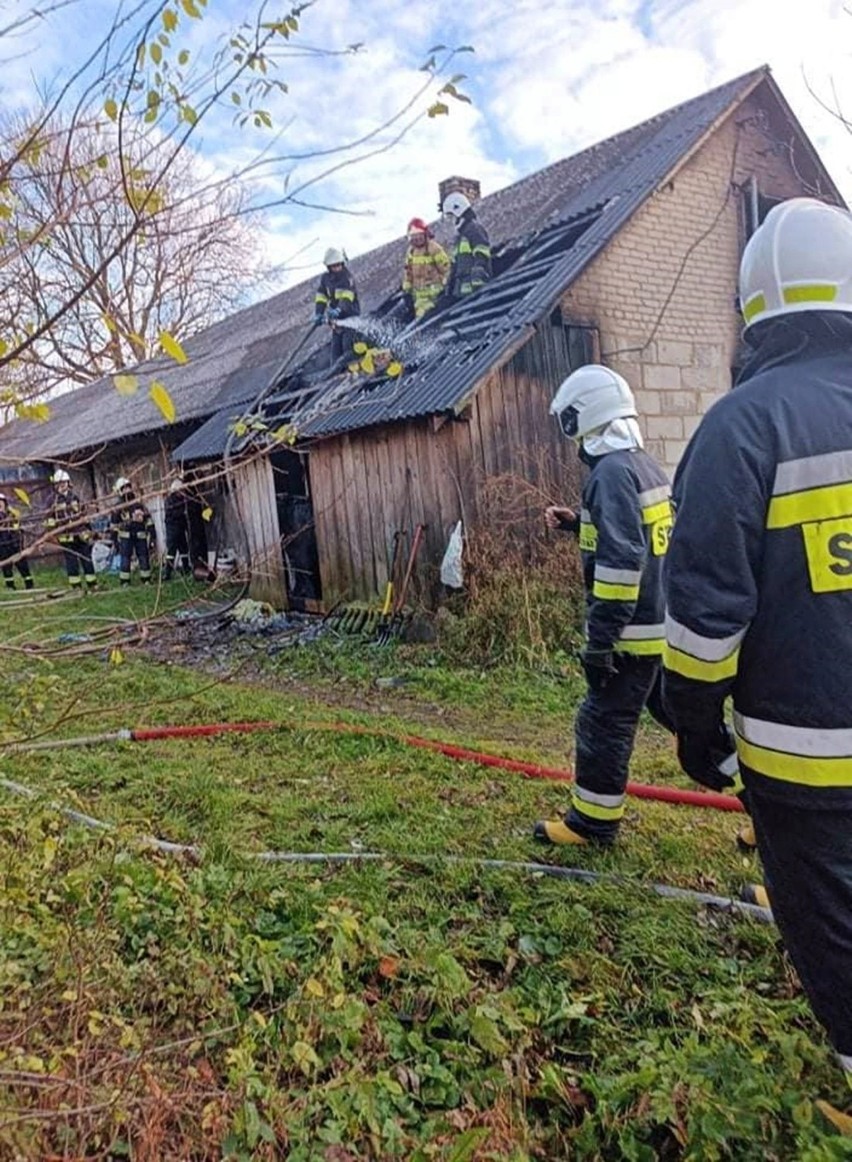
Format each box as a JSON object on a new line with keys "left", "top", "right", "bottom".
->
{"left": 0, "top": 574, "right": 850, "bottom": 1160}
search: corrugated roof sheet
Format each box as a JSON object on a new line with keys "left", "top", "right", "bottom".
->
{"left": 2, "top": 67, "right": 792, "bottom": 463}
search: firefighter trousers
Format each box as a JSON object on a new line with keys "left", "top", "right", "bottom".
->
{"left": 1, "top": 533, "right": 32, "bottom": 588}
{"left": 567, "top": 655, "right": 667, "bottom": 842}
{"left": 62, "top": 540, "right": 95, "bottom": 587}
{"left": 749, "top": 793, "right": 852, "bottom": 1083}
{"left": 119, "top": 533, "right": 151, "bottom": 583}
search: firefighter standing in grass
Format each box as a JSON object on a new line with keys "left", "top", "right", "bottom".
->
{"left": 0, "top": 492, "right": 33, "bottom": 590}
{"left": 401, "top": 217, "right": 450, "bottom": 320}
{"left": 663, "top": 197, "right": 852, "bottom": 1131}
{"left": 110, "top": 477, "right": 155, "bottom": 585}
{"left": 440, "top": 192, "right": 492, "bottom": 304}
{"left": 46, "top": 469, "right": 96, "bottom": 591}
{"left": 533, "top": 365, "right": 697, "bottom": 847}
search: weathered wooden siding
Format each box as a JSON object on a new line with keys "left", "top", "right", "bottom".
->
{"left": 231, "top": 456, "right": 288, "bottom": 606}
{"left": 309, "top": 319, "right": 584, "bottom": 605}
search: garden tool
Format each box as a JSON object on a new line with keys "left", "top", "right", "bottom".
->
{"left": 377, "top": 523, "right": 425, "bottom": 645}
{"left": 374, "top": 530, "right": 406, "bottom": 643}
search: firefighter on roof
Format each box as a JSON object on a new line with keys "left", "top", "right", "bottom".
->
{"left": 313, "top": 247, "right": 360, "bottom": 364}
{"left": 663, "top": 197, "right": 852, "bottom": 1125}
{"left": 401, "top": 217, "right": 450, "bottom": 320}
{"left": 440, "top": 192, "right": 492, "bottom": 304}
{"left": 534, "top": 365, "right": 688, "bottom": 847}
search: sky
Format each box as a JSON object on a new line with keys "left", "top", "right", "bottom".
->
{"left": 2, "top": 0, "right": 851, "bottom": 295}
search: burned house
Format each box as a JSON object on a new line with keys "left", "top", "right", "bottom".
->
{"left": 0, "top": 66, "right": 842, "bottom": 606}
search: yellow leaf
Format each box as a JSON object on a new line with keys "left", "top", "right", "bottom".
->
{"left": 149, "top": 381, "right": 176, "bottom": 423}
{"left": 14, "top": 487, "right": 30, "bottom": 506}
{"left": 201, "top": 506, "right": 213, "bottom": 522}
{"left": 109, "top": 647, "right": 124, "bottom": 666}
{"left": 427, "top": 101, "right": 449, "bottom": 118}
{"left": 159, "top": 331, "right": 188, "bottom": 364}
{"left": 150, "top": 41, "right": 162, "bottom": 65}
{"left": 386, "top": 361, "right": 403, "bottom": 378}
{"left": 304, "top": 977, "right": 324, "bottom": 998}
{"left": 113, "top": 373, "right": 139, "bottom": 396}
{"left": 104, "top": 98, "right": 118, "bottom": 122}
{"left": 162, "top": 6, "right": 178, "bottom": 31}
{"left": 360, "top": 352, "right": 375, "bottom": 375}
{"left": 352, "top": 341, "right": 368, "bottom": 354}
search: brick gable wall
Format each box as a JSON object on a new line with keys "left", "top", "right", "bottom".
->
{"left": 558, "top": 95, "right": 815, "bottom": 474}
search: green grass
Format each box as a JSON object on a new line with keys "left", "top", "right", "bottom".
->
{"left": 1, "top": 582, "right": 851, "bottom": 1159}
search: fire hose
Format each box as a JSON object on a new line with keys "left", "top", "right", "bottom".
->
{"left": 0, "top": 774, "right": 771, "bottom": 923}
{"left": 2, "top": 718, "right": 744, "bottom": 813}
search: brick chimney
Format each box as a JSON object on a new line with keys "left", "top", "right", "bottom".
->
{"left": 438, "top": 175, "right": 481, "bottom": 213}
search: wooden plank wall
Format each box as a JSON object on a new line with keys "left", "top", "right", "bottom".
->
{"left": 309, "top": 320, "right": 584, "bottom": 606}
{"left": 232, "top": 456, "right": 289, "bottom": 606}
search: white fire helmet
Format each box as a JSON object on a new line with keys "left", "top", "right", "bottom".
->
{"left": 113, "top": 476, "right": 131, "bottom": 493}
{"left": 739, "top": 197, "right": 852, "bottom": 330}
{"left": 52, "top": 468, "right": 71, "bottom": 483}
{"left": 323, "top": 247, "right": 345, "bottom": 267}
{"left": 549, "top": 364, "right": 637, "bottom": 441}
{"left": 169, "top": 477, "right": 184, "bottom": 493}
{"left": 442, "top": 191, "right": 471, "bottom": 223}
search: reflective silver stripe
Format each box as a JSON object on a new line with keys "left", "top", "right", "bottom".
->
{"left": 580, "top": 508, "right": 591, "bottom": 523}
{"left": 664, "top": 614, "right": 746, "bottom": 661}
{"left": 572, "top": 786, "right": 625, "bottom": 809}
{"left": 734, "top": 712, "right": 852, "bottom": 757}
{"left": 839, "top": 1052, "right": 852, "bottom": 1074}
{"left": 773, "top": 450, "right": 852, "bottom": 496}
{"left": 594, "top": 565, "right": 642, "bottom": 585}
{"left": 637, "top": 485, "right": 671, "bottom": 507}
{"left": 620, "top": 622, "right": 664, "bottom": 640}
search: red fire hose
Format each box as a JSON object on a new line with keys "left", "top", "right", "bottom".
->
{"left": 5, "top": 719, "right": 744, "bottom": 813}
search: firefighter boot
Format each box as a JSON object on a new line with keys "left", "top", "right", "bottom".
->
{"left": 815, "top": 1100, "right": 852, "bottom": 1137}
{"left": 736, "top": 820, "right": 758, "bottom": 852}
{"left": 533, "top": 819, "right": 589, "bottom": 846}
{"left": 24, "top": 577, "right": 34, "bottom": 590}
{"left": 740, "top": 883, "right": 771, "bottom": 909}
{"left": 4, "top": 579, "right": 14, "bottom": 590}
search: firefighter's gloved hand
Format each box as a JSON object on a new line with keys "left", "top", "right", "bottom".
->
{"left": 677, "top": 724, "right": 737, "bottom": 792}
{"left": 312, "top": 312, "right": 324, "bottom": 326}
{"left": 580, "top": 648, "right": 618, "bottom": 692}
{"left": 327, "top": 307, "right": 341, "bottom": 320}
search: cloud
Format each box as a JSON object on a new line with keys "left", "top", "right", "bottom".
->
{"left": 1, "top": 0, "right": 851, "bottom": 299}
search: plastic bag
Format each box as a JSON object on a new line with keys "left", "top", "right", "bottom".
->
{"left": 440, "top": 520, "right": 464, "bottom": 589}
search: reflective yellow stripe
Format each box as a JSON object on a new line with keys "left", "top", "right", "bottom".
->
{"left": 783, "top": 284, "right": 837, "bottom": 306}
{"left": 616, "top": 637, "right": 664, "bottom": 656}
{"left": 641, "top": 500, "right": 672, "bottom": 525}
{"left": 335, "top": 289, "right": 356, "bottom": 301}
{"left": 579, "top": 521, "right": 598, "bottom": 552}
{"left": 743, "top": 293, "right": 766, "bottom": 323}
{"left": 766, "top": 482, "right": 852, "bottom": 528}
{"left": 592, "top": 580, "right": 640, "bottom": 601}
{"left": 663, "top": 643, "right": 739, "bottom": 681}
{"left": 315, "top": 293, "right": 329, "bottom": 305}
{"left": 736, "top": 737, "right": 852, "bottom": 788}
{"left": 571, "top": 791, "right": 625, "bottom": 821}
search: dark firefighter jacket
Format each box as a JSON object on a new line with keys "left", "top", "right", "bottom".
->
{"left": 110, "top": 495, "right": 155, "bottom": 545}
{"left": 663, "top": 312, "right": 852, "bottom": 809}
{"left": 314, "top": 267, "right": 359, "bottom": 320}
{"left": 0, "top": 503, "right": 23, "bottom": 554}
{"left": 579, "top": 447, "right": 672, "bottom": 656}
{"left": 46, "top": 491, "right": 91, "bottom": 543}
{"left": 447, "top": 211, "right": 492, "bottom": 300}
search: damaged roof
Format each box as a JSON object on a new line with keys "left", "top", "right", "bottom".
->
{"left": 0, "top": 65, "right": 838, "bottom": 465}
